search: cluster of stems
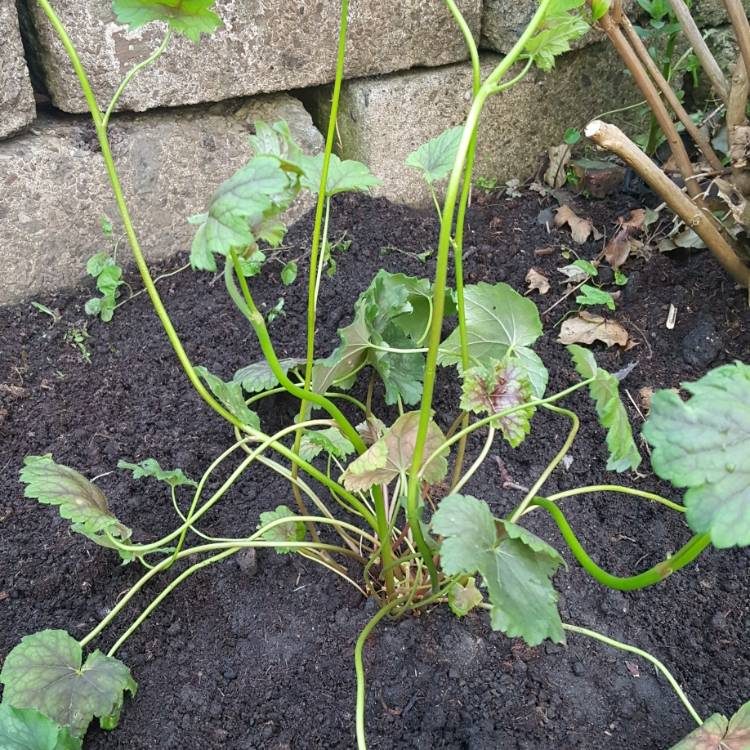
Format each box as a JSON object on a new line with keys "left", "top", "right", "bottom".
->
{"left": 34, "top": 0, "right": 711, "bottom": 746}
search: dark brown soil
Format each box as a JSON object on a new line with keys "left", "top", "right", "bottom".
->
{"left": 1, "top": 190, "right": 749, "bottom": 750}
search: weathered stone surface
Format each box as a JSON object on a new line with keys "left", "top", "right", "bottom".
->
{"left": 481, "top": 0, "right": 636, "bottom": 54}
{"left": 0, "top": 0, "right": 36, "bottom": 139}
{"left": 25, "top": 0, "right": 480, "bottom": 114}
{"left": 691, "top": 0, "right": 750, "bottom": 27}
{"left": 0, "top": 94, "right": 322, "bottom": 304}
{"left": 307, "top": 45, "right": 640, "bottom": 207}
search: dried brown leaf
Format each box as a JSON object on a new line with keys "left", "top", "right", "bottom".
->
{"left": 557, "top": 311, "right": 630, "bottom": 348}
{"left": 554, "top": 205, "right": 596, "bottom": 244}
{"left": 525, "top": 268, "right": 550, "bottom": 295}
{"left": 617, "top": 208, "right": 647, "bottom": 233}
{"left": 603, "top": 230, "right": 632, "bottom": 268}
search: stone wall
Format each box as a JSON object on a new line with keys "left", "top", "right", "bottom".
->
{"left": 0, "top": 0, "right": 744, "bottom": 302}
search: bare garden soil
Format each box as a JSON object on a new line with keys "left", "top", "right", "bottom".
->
{"left": 1, "top": 189, "right": 749, "bottom": 750}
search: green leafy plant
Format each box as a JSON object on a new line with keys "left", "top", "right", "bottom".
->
{"left": 5, "top": 2, "right": 749, "bottom": 749}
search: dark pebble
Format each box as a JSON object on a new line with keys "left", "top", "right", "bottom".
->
{"left": 682, "top": 317, "right": 721, "bottom": 369}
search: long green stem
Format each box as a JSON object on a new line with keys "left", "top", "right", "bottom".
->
{"left": 107, "top": 537, "right": 357, "bottom": 657}
{"left": 355, "top": 600, "right": 401, "bottom": 750}
{"left": 407, "top": 0, "right": 554, "bottom": 591}
{"left": 227, "top": 253, "right": 364, "bottom": 449}
{"left": 443, "top": 0, "right": 481, "bottom": 95}
{"left": 103, "top": 31, "right": 172, "bottom": 127}
{"left": 226, "top": 252, "right": 394, "bottom": 590}
{"left": 35, "top": 0, "right": 245, "bottom": 432}
{"left": 509, "top": 403, "right": 579, "bottom": 522}
{"left": 83, "top": 520, "right": 365, "bottom": 650}
{"left": 562, "top": 623, "right": 703, "bottom": 726}
{"left": 301, "top": 0, "right": 350, "bottom": 398}
{"left": 531, "top": 497, "right": 711, "bottom": 591}
{"left": 541, "top": 485, "right": 685, "bottom": 514}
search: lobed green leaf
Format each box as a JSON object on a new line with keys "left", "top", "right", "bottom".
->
{"left": 568, "top": 345, "right": 641, "bottom": 471}
{"left": 300, "top": 154, "right": 381, "bottom": 197}
{"left": 194, "top": 367, "right": 260, "bottom": 429}
{"left": 312, "top": 271, "right": 443, "bottom": 405}
{"left": 233, "top": 357, "right": 306, "bottom": 394}
{"left": 405, "top": 126, "right": 464, "bottom": 185}
{"left": 433, "top": 494, "right": 565, "bottom": 645}
{"left": 299, "top": 427, "right": 355, "bottom": 462}
{"left": 341, "top": 411, "right": 448, "bottom": 492}
{"left": 642, "top": 362, "right": 750, "bottom": 548}
{"left": 257, "top": 505, "right": 306, "bottom": 553}
{"left": 189, "top": 154, "right": 295, "bottom": 272}
{"left": 0, "top": 704, "right": 80, "bottom": 750}
{"left": 438, "top": 282, "right": 548, "bottom": 397}
{"left": 112, "top": 0, "right": 222, "bottom": 42}
{"left": 117, "top": 458, "right": 196, "bottom": 488}
{"left": 0, "top": 630, "right": 136, "bottom": 740}
{"left": 524, "top": 0, "right": 590, "bottom": 71}
{"left": 19, "top": 455, "right": 132, "bottom": 547}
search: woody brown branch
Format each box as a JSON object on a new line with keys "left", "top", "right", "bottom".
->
{"left": 585, "top": 120, "right": 750, "bottom": 288}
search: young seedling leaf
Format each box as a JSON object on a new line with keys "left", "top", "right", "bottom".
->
{"left": 0, "top": 630, "right": 136, "bottom": 739}
{"left": 0, "top": 704, "right": 80, "bottom": 750}
{"left": 20, "top": 455, "right": 132, "bottom": 545}
{"left": 300, "top": 154, "right": 381, "bottom": 197}
{"left": 669, "top": 701, "right": 750, "bottom": 749}
{"left": 299, "top": 427, "right": 356, "bottom": 462}
{"left": 189, "top": 155, "right": 294, "bottom": 271}
{"left": 524, "top": 0, "right": 590, "bottom": 71}
{"left": 460, "top": 358, "right": 535, "bottom": 447}
{"left": 233, "top": 357, "right": 305, "bottom": 394}
{"left": 112, "top": 0, "right": 222, "bottom": 42}
{"left": 447, "top": 577, "right": 483, "bottom": 617}
{"left": 312, "top": 271, "right": 439, "bottom": 405}
{"left": 248, "top": 120, "right": 305, "bottom": 174}
{"left": 642, "top": 362, "right": 750, "bottom": 548}
{"left": 432, "top": 494, "right": 565, "bottom": 645}
{"left": 405, "top": 126, "right": 464, "bottom": 185}
{"left": 568, "top": 345, "right": 641, "bottom": 471}
{"left": 281, "top": 261, "right": 298, "bottom": 286}
{"left": 117, "top": 458, "right": 197, "bottom": 488}
{"left": 341, "top": 411, "right": 448, "bottom": 491}
{"left": 576, "top": 283, "right": 616, "bottom": 311}
{"left": 257, "top": 505, "right": 305, "bottom": 553}
{"left": 236, "top": 250, "right": 267, "bottom": 278}
{"left": 438, "top": 282, "right": 548, "bottom": 397}
{"left": 195, "top": 367, "right": 261, "bottom": 428}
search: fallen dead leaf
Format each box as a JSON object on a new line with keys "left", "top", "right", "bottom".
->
{"left": 557, "top": 311, "right": 630, "bottom": 348}
{"left": 603, "top": 230, "right": 633, "bottom": 268}
{"left": 554, "top": 205, "right": 601, "bottom": 244}
{"left": 618, "top": 208, "right": 647, "bottom": 233}
{"left": 544, "top": 143, "right": 571, "bottom": 189}
{"left": 625, "top": 660, "right": 640, "bottom": 678}
{"left": 604, "top": 209, "right": 647, "bottom": 268}
{"left": 525, "top": 267, "right": 550, "bottom": 295}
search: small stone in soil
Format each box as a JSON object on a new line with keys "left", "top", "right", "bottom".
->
{"left": 236, "top": 548, "right": 258, "bottom": 576}
{"left": 682, "top": 317, "right": 722, "bottom": 369}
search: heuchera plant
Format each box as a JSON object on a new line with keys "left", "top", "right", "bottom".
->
{"left": 2, "top": 1, "right": 749, "bottom": 748}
